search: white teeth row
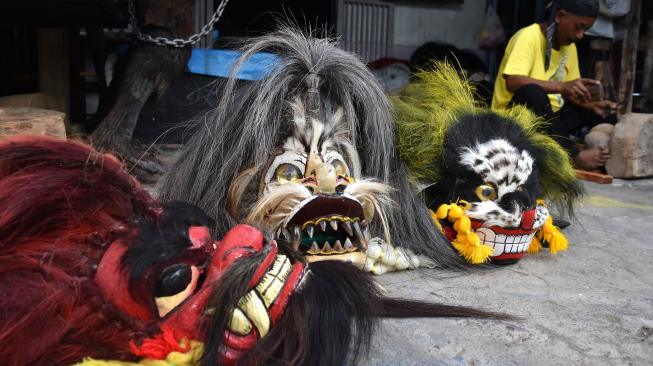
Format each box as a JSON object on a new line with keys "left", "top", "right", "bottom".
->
{"left": 255, "top": 255, "right": 292, "bottom": 307}
{"left": 476, "top": 229, "right": 535, "bottom": 245}
{"left": 228, "top": 255, "right": 292, "bottom": 338}
{"left": 489, "top": 242, "right": 531, "bottom": 256}
{"left": 475, "top": 229, "right": 535, "bottom": 256}
{"left": 307, "top": 237, "right": 356, "bottom": 255}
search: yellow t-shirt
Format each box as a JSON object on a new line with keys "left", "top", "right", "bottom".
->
{"left": 491, "top": 23, "right": 580, "bottom": 112}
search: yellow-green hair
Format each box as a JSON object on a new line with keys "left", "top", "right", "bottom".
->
{"left": 392, "top": 61, "right": 582, "bottom": 214}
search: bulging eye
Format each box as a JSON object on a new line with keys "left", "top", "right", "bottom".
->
{"left": 155, "top": 264, "right": 192, "bottom": 297}
{"left": 475, "top": 184, "right": 497, "bottom": 201}
{"left": 274, "top": 163, "right": 302, "bottom": 183}
{"left": 332, "top": 159, "right": 349, "bottom": 177}
{"left": 154, "top": 263, "right": 200, "bottom": 318}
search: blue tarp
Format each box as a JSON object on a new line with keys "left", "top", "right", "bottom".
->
{"left": 187, "top": 49, "right": 279, "bottom": 81}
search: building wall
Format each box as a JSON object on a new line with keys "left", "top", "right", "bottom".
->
{"left": 392, "top": 0, "right": 487, "bottom": 59}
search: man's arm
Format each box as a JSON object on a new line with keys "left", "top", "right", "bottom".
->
{"left": 505, "top": 74, "right": 594, "bottom": 103}
{"left": 507, "top": 75, "right": 617, "bottom": 116}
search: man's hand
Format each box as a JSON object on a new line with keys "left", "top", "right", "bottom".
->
{"left": 587, "top": 100, "right": 618, "bottom": 118}
{"left": 560, "top": 78, "right": 597, "bottom": 104}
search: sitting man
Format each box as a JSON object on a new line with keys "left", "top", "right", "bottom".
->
{"left": 491, "top": 0, "right": 617, "bottom": 171}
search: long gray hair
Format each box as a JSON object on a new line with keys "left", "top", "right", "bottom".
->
{"left": 157, "top": 27, "right": 465, "bottom": 269}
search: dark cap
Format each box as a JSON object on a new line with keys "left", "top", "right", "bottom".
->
{"left": 557, "top": 0, "right": 600, "bottom": 18}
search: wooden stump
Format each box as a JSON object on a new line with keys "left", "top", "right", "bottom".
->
{"left": 606, "top": 113, "right": 653, "bottom": 178}
{"left": 0, "top": 107, "right": 66, "bottom": 139}
{"left": 89, "top": 0, "right": 194, "bottom": 179}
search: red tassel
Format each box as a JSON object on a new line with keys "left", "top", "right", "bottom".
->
{"left": 130, "top": 326, "right": 192, "bottom": 360}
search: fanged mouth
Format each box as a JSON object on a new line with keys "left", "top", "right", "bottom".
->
{"left": 276, "top": 194, "right": 371, "bottom": 256}
{"left": 275, "top": 216, "right": 370, "bottom": 255}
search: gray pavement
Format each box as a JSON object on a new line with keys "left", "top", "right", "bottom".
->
{"left": 368, "top": 179, "right": 653, "bottom": 366}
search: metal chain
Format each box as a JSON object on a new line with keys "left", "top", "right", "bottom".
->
{"left": 128, "top": 0, "right": 230, "bottom": 47}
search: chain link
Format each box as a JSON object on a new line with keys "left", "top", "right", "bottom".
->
{"left": 128, "top": 0, "right": 230, "bottom": 47}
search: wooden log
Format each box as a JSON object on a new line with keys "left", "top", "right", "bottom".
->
{"left": 606, "top": 113, "right": 653, "bottom": 178}
{"left": 616, "top": 0, "right": 641, "bottom": 114}
{"left": 575, "top": 169, "right": 613, "bottom": 184}
{"left": 641, "top": 21, "right": 653, "bottom": 112}
{"left": 0, "top": 107, "right": 66, "bottom": 139}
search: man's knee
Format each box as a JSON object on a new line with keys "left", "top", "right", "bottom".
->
{"left": 509, "top": 83, "right": 553, "bottom": 118}
{"left": 512, "top": 84, "right": 548, "bottom": 104}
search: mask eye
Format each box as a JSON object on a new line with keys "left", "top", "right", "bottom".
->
{"left": 475, "top": 184, "right": 497, "bottom": 201}
{"left": 154, "top": 263, "right": 200, "bottom": 318}
{"left": 274, "top": 163, "right": 302, "bottom": 183}
{"left": 332, "top": 159, "right": 349, "bottom": 177}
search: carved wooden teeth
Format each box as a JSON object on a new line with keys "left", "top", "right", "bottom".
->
{"left": 333, "top": 240, "right": 343, "bottom": 252}
{"left": 344, "top": 237, "right": 354, "bottom": 251}
{"left": 275, "top": 217, "right": 368, "bottom": 255}
{"left": 229, "top": 255, "right": 292, "bottom": 338}
{"left": 361, "top": 220, "right": 371, "bottom": 241}
{"left": 292, "top": 226, "right": 301, "bottom": 250}
{"left": 305, "top": 238, "right": 357, "bottom": 255}
{"left": 322, "top": 241, "right": 332, "bottom": 253}
{"left": 343, "top": 221, "right": 353, "bottom": 236}
{"left": 352, "top": 221, "right": 368, "bottom": 251}
{"left": 306, "top": 225, "right": 314, "bottom": 238}
{"left": 308, "top": 241, "right": 320, "bottom": 254}
{"left": 255, "top": 255, "right": 292, "bottom": 307}
{"left": 292, "top": 226, "right": 301, "bottom": 239}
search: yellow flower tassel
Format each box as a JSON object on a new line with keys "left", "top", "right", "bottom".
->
{"left": 430, "top": 209, "right": 444, "bottom": 232}
{"left": 536, "top": 215, "right": 568, "bottom": 255}
{"left": 430, "top": 203, "right": 493, "bottom": 264}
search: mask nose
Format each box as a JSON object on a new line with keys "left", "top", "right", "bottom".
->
{"left": 498, "top": 191, "right": 533, "bottom": 213}
{"left": 520, "top": 208, "right": 536, "bottom": 230}
{"left": 304, "top": 154, "right": 337, "bottom": 194}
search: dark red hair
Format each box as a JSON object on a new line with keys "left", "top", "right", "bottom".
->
{"left": 0, "top": 136, "right": 160, "bottom": 366}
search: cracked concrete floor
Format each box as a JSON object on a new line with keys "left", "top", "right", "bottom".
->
{"left": 368, "top": 179, "right": 653, "bottom": 366}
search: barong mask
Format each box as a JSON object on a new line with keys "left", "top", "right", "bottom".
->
{"left": 0, "top": 137, "right": 500, "bottom": 366}
{"left": 394, "top": 62, "right": 583, "bottom": 264}
{"left": 248, "top": 95, "right": 392, "bottom": 263}
{"left": 158, "top": 29, "right": 467, "bottom": 273}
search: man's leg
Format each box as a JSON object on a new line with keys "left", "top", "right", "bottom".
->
{"left": 509, "top": 84, "right": 577, "bottom": 154}
{"left": 554, "top": 102, "right": 615, "bottom": 170}
{"left": 509, "top": 84, "right": 556, "bottom": 121}
{"left": 509, "top": 84, "right": 610, "bottom": 170}
{"left": 509, "top": 85, "right": 572, "bottom": 227}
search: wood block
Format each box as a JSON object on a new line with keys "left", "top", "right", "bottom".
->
{"left": 0, "top": 93, "right": 50, "bottom": 109}
{"left": 0, "top": 107, "right": 66, "bottom": 139}
{"left": 575, "top": 169, "right": 613, "bottom": 184}
{"left": 606, "top": 113, "right": 653, "bottom": 178}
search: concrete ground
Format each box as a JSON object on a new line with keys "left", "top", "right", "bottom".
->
{"left": 368, "top": 179, "right": 653, "bottom": 366}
